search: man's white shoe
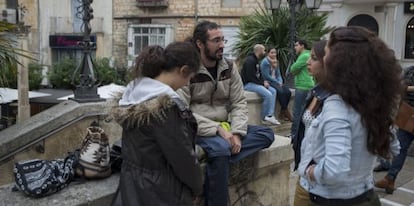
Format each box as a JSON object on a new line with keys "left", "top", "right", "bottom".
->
{"left": 263, "top": 116, "right": 281, "bottom": 125}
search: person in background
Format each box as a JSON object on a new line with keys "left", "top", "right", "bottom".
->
{"left": 291, "top": 40, "right": 327, "bottom": 206}
{"left": 111, "top": 42, "right": 203, "bottom": 206}
{"left": 260, "top": 46, "right": 293, "bottom": 122}
{"left": 178, "top": 21, "right": 275, "bottom": 206}
{"left": 298, "top": 26, "right": 401, "bottom": 206}
{"left": 375, "top": 65, "right": 414, "bottom": 194}
{"left": 290, "top": 40, "right": 315, "bottom": 138}
{"left": 241, "top": 44, "right": 280, "bottom": 125}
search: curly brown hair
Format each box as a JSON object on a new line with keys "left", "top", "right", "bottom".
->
{"left": 322, "top": 26, "right": 403, "bottom": 158}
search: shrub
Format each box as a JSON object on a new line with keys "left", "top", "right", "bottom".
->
{"left": 48, "top": 57, "right": 126, "bottom": 89}
{"left": 0, "top": 61, "right": 43, "bottom": 90}
{"left": 48, "top": 57, "right": 77, "bottom": 89}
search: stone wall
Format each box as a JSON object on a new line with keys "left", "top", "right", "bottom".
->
{"left": 112, "top": 0, "right": 263, "bottom": 67}
{"left": 0, "top": 101, "right": 122, "bottom": 186}
{"left": 0, "top": 135, "right": 293, "bottom": 206}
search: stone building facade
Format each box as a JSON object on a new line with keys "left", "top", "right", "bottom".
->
{"left": 112, "top": 0, "right": 263, "bottom": 67}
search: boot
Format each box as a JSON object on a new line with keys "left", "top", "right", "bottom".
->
{"left": 282, "top": 109, "right": 293, "bottom": 122}
{"left": 375, "top": 176, "right": 395, "bottom": 194}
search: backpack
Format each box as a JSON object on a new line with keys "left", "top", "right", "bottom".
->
{"left": 13, "top": 151, "right": 78, "bottom": 198}
{"left": 76, "top": 125, "right": 112, "bottom": 179}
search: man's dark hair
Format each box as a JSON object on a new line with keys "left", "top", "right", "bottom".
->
{"left": 296, "top": 39, "right": 308, "bottom": 50}
{"left": 192, "top": 21, "right": 221, "bottom": 49}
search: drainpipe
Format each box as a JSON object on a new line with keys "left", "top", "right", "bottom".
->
{"left": 37, "top": 0, "right": 41, "bottom": 64}
{"left": 194, "top": 0, "right": 198, "bottom": 23}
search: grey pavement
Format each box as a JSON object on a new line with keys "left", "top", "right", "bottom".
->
{"left": 269, "top": 121, "right": 414, "bottom": 206}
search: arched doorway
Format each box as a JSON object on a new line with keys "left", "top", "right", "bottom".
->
{"left": 347, "top": 14, "right": 379, "bottom": 34}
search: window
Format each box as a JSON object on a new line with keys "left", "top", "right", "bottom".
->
{"left": 127, "top": 24, "right": 174, "bottom": 66}
{"left": 347, "top": 14, "right": 379, "bottom": 35}
{"left": 221, "top": 26, "right": 240, "bottom": 60}
{"left": 406, "top": 18, "right": 414, "bottom": 59}
{"left": 72, "top": 0, "right": 82, "bottom": 33}
{"left": 6, "top": 0, "right": 18, "bottom": 9}
{"left": 222, "top": 0, "right": 241, "bottom": 8}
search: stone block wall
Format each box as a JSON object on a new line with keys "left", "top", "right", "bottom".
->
{"left": 112, "top": 0, "right": 264, "bottom": 68}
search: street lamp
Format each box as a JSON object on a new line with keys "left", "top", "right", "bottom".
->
{"left": 264, "top": 0, "right": 282, "bottom": 14}
{"left": 264, "top": 0, "right": 322, "bottom": 86}
{"left": 70, "top": 0, "right": 104, "bottom": 103}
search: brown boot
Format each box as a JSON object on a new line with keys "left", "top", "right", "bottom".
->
{"left": 282, "top": 109, "right": 293, "bottom": 122}
{"left": 375, "top": 176, "right": 395, "bottom": 194}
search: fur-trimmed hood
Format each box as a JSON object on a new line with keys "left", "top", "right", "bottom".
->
{"left": 111, "top": 77, "right": 187, "bottom": 129}
{"left": 112, "top": 95, "right": 176, "bottom": 129}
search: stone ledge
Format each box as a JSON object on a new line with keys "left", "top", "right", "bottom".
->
{"left": 0, "top": 135, "right": 293, "bottom": 206}
{"left": 0, "top": 100, "right": 112, "bottom": 161}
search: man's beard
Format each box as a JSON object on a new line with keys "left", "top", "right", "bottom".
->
{"left": 204, "top": 46, "right": 223, "bottom": 61}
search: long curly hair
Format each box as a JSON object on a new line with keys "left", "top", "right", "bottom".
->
{"left": 322, "top": 26, "right": 403, "bottom": 158}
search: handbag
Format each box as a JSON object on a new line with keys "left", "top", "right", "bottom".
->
{"left": 394, "top": 101, "right": 414, "bottom": 134}
{"left": 13, "top": 151, "right": 78, "bottom": 198}
{"left": 76, "top": 125, "right": 112, "bottom": 179}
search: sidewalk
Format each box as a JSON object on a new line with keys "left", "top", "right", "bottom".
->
{"left": 269, "top": 121, "right": 414, "bottom": 206}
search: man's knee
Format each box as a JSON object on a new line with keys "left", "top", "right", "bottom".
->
{"left": 247, "top": 125, "right": 275, "bottom": 145}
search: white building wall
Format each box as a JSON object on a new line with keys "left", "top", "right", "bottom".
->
{"left": 38, "top": 0, "right": 112, "bottom": 66}
{"left": 319, "top": 0, "right": 414, "bottom": 68}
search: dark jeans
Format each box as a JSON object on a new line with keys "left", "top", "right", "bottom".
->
{"left": 291, "top": 89, "right": 309, "bottom": 138}
{"left": 387, "top": 129, "right": 414, "bottom": 180}
{"left": 270, "top": 83, "right": 292, "bottom": 110}
{"left": 196, "top": 125, "right": 274, "bottom": 206}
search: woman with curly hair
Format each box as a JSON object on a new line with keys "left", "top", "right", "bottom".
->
{"left": 297, "top": 26, "right": 402, "bottom": 206}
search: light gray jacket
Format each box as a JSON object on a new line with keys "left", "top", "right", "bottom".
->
{"left": 177, "top": 59, "right": 248, "bottom": 137}
{"left": 298, "top": 94, "right": 400, "bottom": 199}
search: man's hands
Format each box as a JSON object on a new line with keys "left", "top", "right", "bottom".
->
{"left": 264, "top": 80, "right": 270, "bottom": 88}
{"left": 230, "top": 134, "right": 242, "bottom": 154}
{"left": 216, "top": 126, "right": 242, "bottom": 154}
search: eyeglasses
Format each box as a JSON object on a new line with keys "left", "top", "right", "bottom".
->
{"left": 331, "top": 27, "right": 370, "bottom": 43}
{"left": 207, "top": 37, "right": 228, "bottom": 44}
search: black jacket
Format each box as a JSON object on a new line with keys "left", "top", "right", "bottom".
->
{"left": 291, "top": 85, "right": 330, "bottom": 170}
{"left": 241, "top": 53, "right": 264, "bottom": 85}
{"left": 111, "top": 95, "right": 203, "bottom": 206}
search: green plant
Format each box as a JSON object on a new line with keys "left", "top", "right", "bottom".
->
{"left": 233, "top": 5, "right": 334, "bottom": 77}
{"left": 27, "top": 62, "right": 43, "bottom": 90}
{"left": 0, "top": 61, "right": 43, "bottom": 90}
{"left": 48, "top": 57, "right": 126, "bottom": 89}
{"left": 48, "top": 57, "right": 77, "bottom": 89}
{"left": 94, "top": 57, "right": 125, "bottom": 85}
{"left": 0, "top": 21, "right": 34, "bottom": 87}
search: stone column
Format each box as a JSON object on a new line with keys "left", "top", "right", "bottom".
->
{"left": 17, "top": 34, "right": 30, "bottom": 123}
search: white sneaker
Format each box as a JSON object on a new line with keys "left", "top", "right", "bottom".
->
{"left": 263, "top": 116, "right": 281, "bottom": 125}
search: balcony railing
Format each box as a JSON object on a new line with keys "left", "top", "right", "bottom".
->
{"left": 136, "top": 0, "right": 169, "bottom": 8}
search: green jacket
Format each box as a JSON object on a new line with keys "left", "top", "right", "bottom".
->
{"left": 290, "top": 50, "right": 314, "bottom": 90}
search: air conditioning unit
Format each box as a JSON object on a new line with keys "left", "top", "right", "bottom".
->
{"left": 2, "top": 9, "right": 17, "bottom": 24}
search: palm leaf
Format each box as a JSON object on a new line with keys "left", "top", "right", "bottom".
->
{"left": 233, "top": 3, "right": 334, "bottom": 80}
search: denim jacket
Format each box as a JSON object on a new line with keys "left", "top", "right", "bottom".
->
{"left": 298, "top": 94, "right": 376, "bottom": 199}
{"left": 292, "top": 84, "right": 330, "bottom": 170}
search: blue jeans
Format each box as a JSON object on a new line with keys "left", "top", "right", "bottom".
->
{"left": 244, "top": 83, "right": 277, "bottom": 119}
{"left": 270, "top": 83, "right": 291, "bottom": 110}
{"left": 387, "top": 129, "right": 414, "bottom": 180}
{"left": 291, "top": 89, "right": 309, "bottom": 138}
{"left": 196, "top": 125, "right": 274, "bottom": 206}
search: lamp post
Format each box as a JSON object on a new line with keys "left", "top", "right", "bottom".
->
{"left": 264, "top": 0, "right": 322, "bottom": 87}
{"left": 70, "top": 0, "right": 104, "bottom": 103}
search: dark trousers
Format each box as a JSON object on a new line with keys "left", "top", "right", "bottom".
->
{"left": 309, "top": 190, "right": 381, "bottom": 206}
{"left": 196, "top": 125, "right": 274, "bottom": 206}
{"left": 270, "top": 83, "right": 292, "bottom": 110}
{"left": 388, "top": 129, "right": 414, "bottom": 180}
